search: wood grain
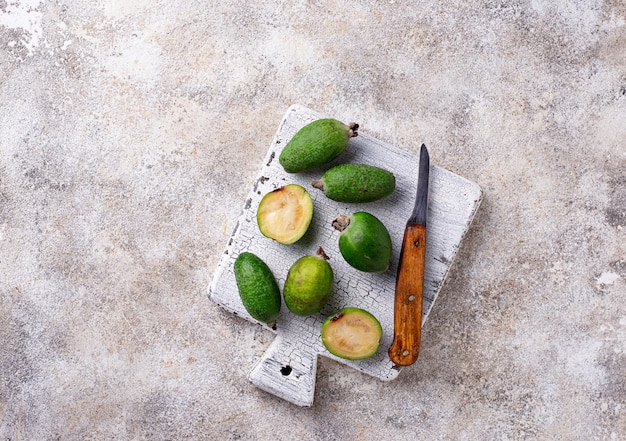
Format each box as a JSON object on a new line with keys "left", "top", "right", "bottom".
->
{"left": 388, "top": 224, "right": 427, "bottom": 366}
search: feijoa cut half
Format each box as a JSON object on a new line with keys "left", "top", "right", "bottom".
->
{"left": 234, "top": 252, "right": 281, "bottom": 324}
{"left": 321, "top": 308, "right": 382, "bottom": 360}
{"left": 257, "top": 184, "right": 314, "bottom": 244}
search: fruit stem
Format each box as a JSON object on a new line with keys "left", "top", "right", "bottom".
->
{"left": 348, "top": 122, "right": 359, "bottom": 138}
{"left": 331, "top": 311, "right": 344, "bottom": 322}
{"left": 316, "top": 246, "right": 330, "bottom": 260}
{"left": 311, "top": 179, "right": 325, "bottom": 191}
{"left": 331, "top": 215, "right": 351, "bottom": 232}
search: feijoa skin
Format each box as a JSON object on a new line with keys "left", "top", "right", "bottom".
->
{"left": 257, "top": 184, "right": 314, "bottom": 245}
{"left": 283, "top": 247, "right": 334, "bottom": 316}
{"left": 321, "top": 307, "right": 382, "bottom": 360}
{"left": 312, "top": 163, "right": 396, "bottom": 203}
{"left": 234, "top": 252, "right": 281, "bottom": 324}
{"left": 279, "top": 118, "right": 359, "bottom": 173}
{"left": 332, "top": 212, "right": 392, "bottom": 273}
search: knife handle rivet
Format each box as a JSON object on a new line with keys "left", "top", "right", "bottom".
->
{"left": 402, "top": 350, "right": 410, "bottom": 357}
{"left": 413, "top": 240, "right": 420, "bottom": 247}
{"left": 408, "top": 295, "right": 415, "bottom": 302}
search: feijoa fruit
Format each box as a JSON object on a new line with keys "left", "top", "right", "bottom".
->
{"left": 283, "top": 247, "right": 334, "bottom": 316}
{"left": 332, "top": 212, "right": 392, "bottom": 273}
{"left": 234, "top": 252, "right": 281, "bottom": 324}
{"left": 312, "top": 163, "right": 396, "bottom": 203}
{"left": 321, "top": 307, "right": 382, "bottom": 360}
{"left": 257, "top": 184, "right": 314, "bottom": 245}
{"left": 279, "top": 118, "right": 358, "bottom": 173}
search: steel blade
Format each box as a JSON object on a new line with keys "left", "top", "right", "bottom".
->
{"left": 408, "top": 144, "right": 430, "bottom": 226}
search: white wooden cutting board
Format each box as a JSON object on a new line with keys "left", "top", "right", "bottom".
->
{"left": 208, "top": 104, "right": 483, "bottom": 406}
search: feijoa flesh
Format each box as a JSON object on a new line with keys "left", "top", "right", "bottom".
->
{"left": 279, "top": 118, "right": 359, "bottom": 173}
{"left": 332, "top": 212, "right": 392, "bottom": 273}
{"left": 321, "top": 307, "right": 382, "bottom": 360}
{"left": 234, "top": 252, "right": 281, "bottom": 324}
{"left": 257, "top": 184, "right": 313, "bottom": 245}
{"left": 283, "top": 247, "right": 334, "bottom": 316}
{"left": 312, "top": 164, "right": 396, "bottom": 203}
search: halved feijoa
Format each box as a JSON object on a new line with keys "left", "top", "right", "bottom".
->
{"left": 234, "top": 252, "right": 281, "bottom": 324}
{"left": 257, "top": 184, "right": 314, "bottom": 244}
{"left": 312, "top": 163, "right": 396, "bottom": 203}
{"left": 283, "top": 247, "right": 334, "bottom": 316}
{"left": 332, "top": 212, "right": 392, "bottom": 272}
{"left": 321, "top": 307, "right": 382, "bottom": 360}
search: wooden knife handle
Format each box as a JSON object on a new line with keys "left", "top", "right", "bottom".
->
{"left": 388, "top": 224, "right": 426, "bottom": 366}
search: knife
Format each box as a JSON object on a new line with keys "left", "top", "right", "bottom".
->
{"left": 388, "top": 143, "right": 430, "bottom": 366}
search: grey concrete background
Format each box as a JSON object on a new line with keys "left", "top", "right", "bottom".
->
{"left": 0, "top": 0, "right": 624, "bottom": 440}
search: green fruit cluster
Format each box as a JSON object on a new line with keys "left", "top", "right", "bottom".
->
{"left": 234, "top": 117, "right": 399, "bottom": 360}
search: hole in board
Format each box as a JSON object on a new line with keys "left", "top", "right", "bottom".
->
{"left": 280, "top": 365, "right": 292, "bottom": 376}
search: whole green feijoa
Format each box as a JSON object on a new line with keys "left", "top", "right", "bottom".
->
{"left": 332, "top": 212, "right": 392, "bottom": 273}
{"left": 283, "top": 247, "right": 334, "bottom": 316}
{"left": 234, "top": 252, "right": 281, "bottom": 323}
{"left": 279, "top": 118, "right": 359, "bottom": 173}
{"left": 312, "top": 163, "right": 396, "bottom": 203}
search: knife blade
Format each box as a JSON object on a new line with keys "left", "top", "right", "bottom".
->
{"left": 388, "top": 143, "right": 430, "bottom": 366}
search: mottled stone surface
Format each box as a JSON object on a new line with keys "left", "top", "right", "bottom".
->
{"left": 0, "top": 0, "right": 624, "bottom": 440}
